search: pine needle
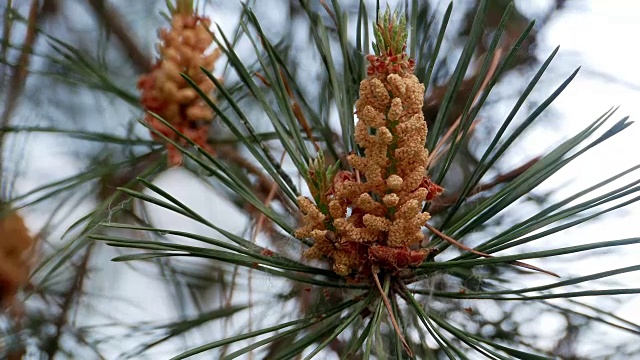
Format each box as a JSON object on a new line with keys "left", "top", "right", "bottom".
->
{"left": 372, "top": 268, "right": 413, "bottom": 358}
{"left": 426, "top": 223, "right": 560, "bottom": 278}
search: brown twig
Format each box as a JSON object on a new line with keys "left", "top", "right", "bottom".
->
{"left": 1, "top": 0, "right": 37, "bottom": 119}
{"left": 218, "top": 148, "right": 288, "bottom": 357}
{"left": 216, "top": 146, "right": 295, "bottom": 213}
{"left": 279, "top": 69, "right": 321, "bottom": 152}
{"left": 429, "top": 118, "right": 480, "bottom": 166}
{"left": 372, "top": 268, "right": 413, "bottom": 357}
{"left": 425, "top": 223, "right": 559, "bottom": 278}
{"left": 429, "top": 156, "right": 541, "bottom": 214}
{"left": 1, "top": 0, "right": 39, "bottom": 200}
{"left": 43, "top": 243, "right": 94, "bottom": 358}
{"left": 251, "top": 151, "right": 286, "bottom": 241}
{"left": 320, "top": 0, "right": 337, "bottom": 26}
{"left": 254, "top": 70, "right": 321, "bottom": 152}
{"left": 0, "top": 0, "right": 16, "bottom": 87}
{"left": 427, "top": 48, "right": 503, "bottom": 169}
{"left": 85, "top": 0, "right": 152, "bottom": 73}
{"left": 247, "top": 151, "right": 285, "bottom": 360}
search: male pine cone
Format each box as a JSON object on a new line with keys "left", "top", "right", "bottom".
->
{"left": 296, "top": 9, "right": 440, "bottom": 278}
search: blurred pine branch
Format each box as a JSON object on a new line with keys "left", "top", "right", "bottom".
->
{"left": 0, "top": 0, "right": 638, "bottom": 359}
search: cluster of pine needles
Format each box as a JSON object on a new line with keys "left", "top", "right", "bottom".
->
{"left": 1, "top": 0, "right": 640, "bottom": 359}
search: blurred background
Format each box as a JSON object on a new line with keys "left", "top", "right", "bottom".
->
{"left": 1, "top": 0, "right": 639, "bottom": 358}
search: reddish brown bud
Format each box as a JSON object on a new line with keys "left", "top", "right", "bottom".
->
{"left": 368, "top": 245, "right": 431, "bottom": 269}
{"left": 419, "top": 176, "right": 444, "bottom": 201}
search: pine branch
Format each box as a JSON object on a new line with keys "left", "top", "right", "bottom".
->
{"left": 429, "top": 156, "right": 541, "bottom": 214}
{"left": 85, "top": 0, "right": 152, "bottom": 73}
{"left": 43, "top": 243, "right": 94, "bottom": 358}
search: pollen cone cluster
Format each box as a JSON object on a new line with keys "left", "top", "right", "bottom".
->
{"left": 295, "top": 10, "right": 442, "bottom": 277}
{"left": 138, "top": 2, "right": 221, "bottom": 166}
{"left": 0, "top": 212, "right": 35, "bottom": 307}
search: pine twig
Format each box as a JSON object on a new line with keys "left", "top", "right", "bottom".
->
{"left": 429, "top": 156, "right": 541, "bottom": 214}
{"left": 427, "top": 47, "right": 503, "bottom": 169}
{"left": 1, "top": 0, "right": 39, "bottom": 201}
{"left": 217, "top": 146, "right": 296, "bottom": 214}
{"left": 85, "top": 0, "right": 152, "bottom": 73}
{"left": 372, "top": 269, "right": 413, "bottom": 358}
{"left": 43, "top": 243, "right": 94, "bottom": 358}
{"left": 425, "top": 223, "right": 559, "bottom": 277}
{"left": 277, "top": 69, "right": 321, "bottom": 152}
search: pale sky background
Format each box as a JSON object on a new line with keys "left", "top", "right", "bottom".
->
{"left": 7, "top": 0, "right": 640, "bottom": 358}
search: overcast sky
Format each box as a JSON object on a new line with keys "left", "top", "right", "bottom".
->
{"left": 7, "top": 0, "right": 640, "bottom": 358}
